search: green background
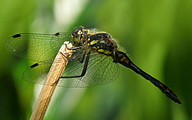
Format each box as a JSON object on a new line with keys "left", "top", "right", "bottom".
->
{"left": 0, "top": 0, "right": 191, "bottom": 120}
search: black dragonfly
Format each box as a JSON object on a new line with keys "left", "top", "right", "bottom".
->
{"left": 5, "top": 26, "right": 181, "bottom": 104}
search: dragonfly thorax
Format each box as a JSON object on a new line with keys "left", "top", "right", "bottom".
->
{"left": 71, "top": 27, "right": 118, "bottom": 57}
{"left": 87, "top": 32, "right": 118, "bottom": 57}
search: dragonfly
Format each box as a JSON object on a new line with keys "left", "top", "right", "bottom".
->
{"left": 5, "top": 26, "right": 181, "bottom": 104}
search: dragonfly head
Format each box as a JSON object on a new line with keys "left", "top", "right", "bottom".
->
{"left": 71, "top": 26, "right": 88, "bottom": 46}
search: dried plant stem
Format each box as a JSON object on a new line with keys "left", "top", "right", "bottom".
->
{"left": 30, "top": 42, "right": 73, "bottom": 120}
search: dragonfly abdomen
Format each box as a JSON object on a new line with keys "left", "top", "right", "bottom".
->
{"left": 113, "top": 51, "right": 181, "bottom": 104}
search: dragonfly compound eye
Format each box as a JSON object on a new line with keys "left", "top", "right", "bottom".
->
{"left": 71, "top": 29, "right": 82, "bottom": 45}
{"left": 71, "top": 27, "right": 88, "bottom": 46}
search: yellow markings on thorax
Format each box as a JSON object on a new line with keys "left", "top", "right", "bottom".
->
{"left": 104, "top": 51, "right": 111, "bottom": 55}
{"left": 98, "top": 49, "right": 104, "bottom": 52}
{"left": 90, "top": 40, "right": 99, "bottom": 45}
{"left": 80, "top": 37, "right": 84, "bottom": 42}
{"left": 97, "top": 49, "right": 111, "bottom": 55}
{"left": 70, "top": 34, "right": 73, "bottom": 39}
{"left": 99, "top": 40, "right": 105, "bottom": 44}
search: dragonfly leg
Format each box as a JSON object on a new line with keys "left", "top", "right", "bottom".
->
{"left": 52, "top": 51, "right": 91, "bottom": 85}
{"left": 60, "top": 52, "right": 70, "bottom": 60}
{"left": 60, "top": 48, "right": 85, "bottom": 61}
{"left": 78, "top": 51, "right": 86, "bottom": 63}
{"left": 60, "top": 50, "right": 91, "bottom": 78}
{"left": 65, "top": 43, "right": 81, "bottom": 50}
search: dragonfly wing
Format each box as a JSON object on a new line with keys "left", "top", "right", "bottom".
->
{"left": 58, "top": 52, "right": 119, "bottom": 87}
{"left": 82, "top": 53, "right": 119, "bottom": 86}
{"left": 22, "top": 62, "right": 52, "bottom": 84}
{"left": 5, "top": 32, "right": 71, "bottom": 62}
{"left": 5, "top": 32, "right": 73, "bottom": 84}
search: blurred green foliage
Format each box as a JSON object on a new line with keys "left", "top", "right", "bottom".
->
{"left": 1, "top": 0, "right": 192, "bottom": 120}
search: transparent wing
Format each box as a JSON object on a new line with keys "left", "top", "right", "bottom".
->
{"left": 58, "top": 51, "right": 119, "bottom": 87}
{"left": 22, "top": 62, "right": 52, "bottom": 84}
{"left": 5, "top": 32, "right": 73, "bottom": 85}
{"left": 22, "top": 50, "right": 119, "bottom": 87}
{"left": 6, "top": 32, "right": 119, "bottom": 87}
{"left": 5, "top": 32, "right": 71, "bottom": 62}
